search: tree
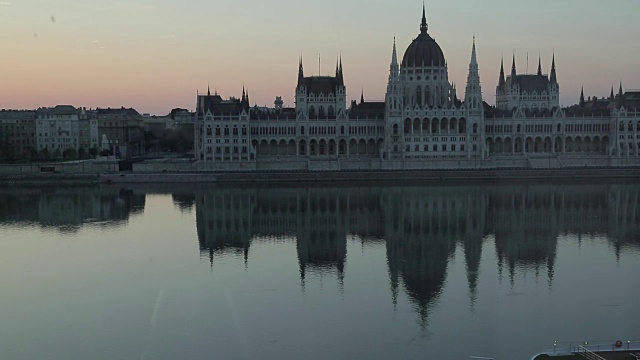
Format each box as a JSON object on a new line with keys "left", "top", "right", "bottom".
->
{"left": 78, "top": 147, "right": 86, "bottom": 159}
{"left": 89, "top": 146, "right": 99, "bottom": 157}
{"left": 38, "top": 147, "right": 50, "bottom": 161}
{"left": 63, "top": 148, "right": 77, "bottom": 160}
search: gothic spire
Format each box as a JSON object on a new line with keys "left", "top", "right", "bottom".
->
{"left": 465, "top": 36, "right": 483, "bottom": 109}
{"left": 471, "top": 36, "right": 477, "bottom": 65}
{"left": 550, "top": 52, "right": 557, "bottom": 84}
{"left": 207, "top": 83, "right": 211, "bottom": 96}
{"left": 242, "top": 85, "right": 246, "bottom": 102}
{"left": 498, "top": 56, "right": 506, "bottom": 89}
{"left": 338, "top": 54, "right": 344, "bottom": 86}
{"left": 360, "top": 89, "right": 364, "bottom": 104}
{"left": 537, "top": 55, "right": 542, "bottom": 76}
{"left": 617, "top": 82, "right": 624, "bottom": 107}
{"left": 511, "top": 53, "right": 517, "bottom": 79}
{"left": 610, "top": 86, "right": 615, "bottom": 100}
{"left": 579, "top": 86, "right": 585, "bottom": 107}
{"left": 391, "top": 36, "right": 398, "bottom": 68}
{"left": 420, "top": 3, "right": 428, "bottom": 33}
{"left": 297, "top": 56, "right": 304, "bottom": 87}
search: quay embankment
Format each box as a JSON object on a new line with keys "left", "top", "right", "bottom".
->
{"left": 98, "top": 167, "right": 640, "bottom": 184}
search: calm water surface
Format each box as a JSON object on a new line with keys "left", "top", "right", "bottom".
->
{"left": 1, "top": 182, "right": 639, "bottom": 360}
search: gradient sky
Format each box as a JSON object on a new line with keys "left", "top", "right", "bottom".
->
{"left": 1, "top": 0, "right": 639, "bottom": 115}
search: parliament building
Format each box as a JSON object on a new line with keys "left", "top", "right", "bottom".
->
{"left": 194, "top": 7, "right": 640, "bottom": 171}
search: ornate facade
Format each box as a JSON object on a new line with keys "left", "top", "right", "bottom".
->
{"left": 194, "top": 7, "right": 640, "bottom": 171}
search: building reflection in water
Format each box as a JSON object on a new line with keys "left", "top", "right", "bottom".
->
{"left": 193, "top": 182, "right": 640, "bottom": 323}
{"left": 0, "top": 187, "right": 145, "bottom": 231}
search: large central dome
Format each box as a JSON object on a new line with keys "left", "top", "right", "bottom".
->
{"left": 401, "top": 8, "right": 446, "bottom": 68}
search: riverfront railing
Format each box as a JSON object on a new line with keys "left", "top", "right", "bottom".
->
{"left": 576, "top": 345, "right": 605, "bottom": 360}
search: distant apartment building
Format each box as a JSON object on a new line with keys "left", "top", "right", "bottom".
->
{"left": 170, "top": 108, "right": 195, "bottom": 124}
{"left": 0, "top": 109, "right": 37, "bottom": 159}
{"left": 142, "top": 114, "right": 174, "bottom": 138}
{"left": 96, "top": 107, "right": 145, "bottom": 158}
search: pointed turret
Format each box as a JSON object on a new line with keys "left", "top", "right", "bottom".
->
{"left": 610, "top": 86, "right": 615, "bottom": 100}
{"left": 420, "top": 3, "right": 428, "bottom": 33}
{"left": 385, "top": 37, "right": 401, "bottom": 114}
{"left": 579, "top": 87, "right": 585, "bottom": 107}
{"left": 617, "top": 82, "right": 624, "bottom": 107}
{"left": 297, "top": 56, "right": 304, "bottom": 87}
{"left": 537, "top": 55, "right": 542, "bottom": 76}
{"left": 550, "top": 52, "right": 557, "bottom": 84}
{"left": 391, "top": 36, "right": 398, "bottom": 70}
{"left": 465, "top": 37, "right": 483, "bottom": 110}
{"left": 511, "top": 54, "right": 517, "bottom": 80}
{"left": 338, "top": 55, "right": 344, "bottom": 86}
{"left": 360, "top": 89, "right": 364, "bottom": 104}
{"left": 241, "top": 85, "right": 246, "bottom": 102}
{"left": 498, "top": 57, "right": 506, "bottom": 90}
{"left": 207, "top": 84, "right": 211, "bottom": 97}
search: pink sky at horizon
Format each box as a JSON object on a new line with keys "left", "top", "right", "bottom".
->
{"left": 1, "top": 0, "right": 639, "bottom": 115}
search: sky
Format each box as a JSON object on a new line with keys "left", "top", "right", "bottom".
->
{"left": 1, "top": 0, "right": 639, "bottom": 115}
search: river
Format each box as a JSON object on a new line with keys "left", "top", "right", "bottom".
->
{"left": 1, "top": 181, "right": 639, "bottom": 359}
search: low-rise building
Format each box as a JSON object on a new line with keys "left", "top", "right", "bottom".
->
{"left": 0, "top": 109, "right": 37, "bottom": 160}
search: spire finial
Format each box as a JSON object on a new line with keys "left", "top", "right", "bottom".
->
{"left": 420, "top": 3, "right": 428, "bottom": 33}
{"left": 511, "top": 53, "right": 517, "bottom": 78}
{"left": 207, "top": 83, "right": 210, "bottom": 96}
{"left": 360, "top": 89, "right": 364, "bottom": 104}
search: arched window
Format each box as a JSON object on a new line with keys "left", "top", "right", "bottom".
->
{"left": 340, "top": 126, "right": 345, "bottom": 135}
{"left": 473, "top": 123, "right": 478, "bottom": 134}
{"left": 328, "top": 106, "right": 335, "bottom": 119}
{"left": 308, "top": 106, "right": 316, "bottom": 118}
{"left": 300, "top": 126, "right": 305, "bottom": 135}
{"left": 416, "top": 86, "right": 422, "bottom": 107}
{"left": 393, "top": 124, "right": 399, "bottom": 135}
{"left": 319, "top": 106, "right": 325, "bottom": 119}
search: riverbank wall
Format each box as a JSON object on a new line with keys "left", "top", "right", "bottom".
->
{"left": 99, "top": 167, "right": 640, "bottom": 184}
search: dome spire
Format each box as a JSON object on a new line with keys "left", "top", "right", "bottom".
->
{"left": 420, "top": 3, "right": 428, "bottom": 33}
